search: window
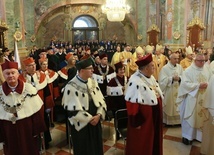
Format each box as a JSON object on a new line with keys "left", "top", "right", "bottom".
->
{"left": 72, "top": 15, "right": 99, "bottom": 43}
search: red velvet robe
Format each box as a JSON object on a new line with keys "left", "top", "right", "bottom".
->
{"left": 39, "top": 69, "right": 60, "bottom": 108}
{"left": 0, "top": 80, "right": 46, "bottom": 155}
{"left": 126, "top": 97, "right": 163, "bottom": 155}
{"left": 19, "top": 71, "right": 52, "bottom": 144}
{"left": 0, "top": 111, "right": 46, "bottom": 155}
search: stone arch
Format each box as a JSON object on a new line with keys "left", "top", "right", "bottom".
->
{"left": 35, "top": 2, "right": 137, "bottom": 47}
{"left": 72, "top": 15, "right": 99, "bottom": 28}
{"left": 72, "top": 15, "right": 99, "bottom": 43}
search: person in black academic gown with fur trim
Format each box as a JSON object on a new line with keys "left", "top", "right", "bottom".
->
{"left": 62, "top": 55, "right": 106, "bottom": 155}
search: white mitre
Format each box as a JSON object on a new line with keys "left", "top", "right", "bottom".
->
{"left": 136, "top": 46, "right": 145, "bottom": 54}
{"left": 145, "top": 45, "right": 153, "bottom": 54}
{"left": 185, "top": 46, "right": 193, "bottom": 55}
{"left": 156, "top": 44, "right": 163, "bottom": 51}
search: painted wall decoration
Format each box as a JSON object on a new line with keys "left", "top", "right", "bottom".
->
{"left": 0, "top": 0, "right": 214, "bottom": 52}
{"left": 14, "top": 30, "right": 22, "bottom": 41}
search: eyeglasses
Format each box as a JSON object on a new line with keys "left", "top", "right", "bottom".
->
{"left": 84, "top": 67, "right": 94, "bottom": 70}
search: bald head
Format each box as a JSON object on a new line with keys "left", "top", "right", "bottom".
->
{"left": 169, "top": 52, "right": 179, "bottom": 66}
{"left": 169, "top": 52, "right": 178, "bottom": 59}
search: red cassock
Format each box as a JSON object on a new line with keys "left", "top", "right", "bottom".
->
{"left": 19, "top": 71, "right": 52, "bottom": 146}
{"left": 126, "top": 97, "right": 163, "bottom": 155}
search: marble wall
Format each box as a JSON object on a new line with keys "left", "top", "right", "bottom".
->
{"left": 135, "top": 0, "right": 213, "bottom": 50}
{"left": 35, "top": 2, "right": 137, "bottom": 47}
{"left": 1, "top": 0, "right": 214, "bottom": 54}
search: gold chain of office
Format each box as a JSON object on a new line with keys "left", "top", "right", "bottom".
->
{"left": 98, "top": 65, "right": 110, "bottom": 79}
{"left": 0, "top": 93, "right": 37, "bottom": 114}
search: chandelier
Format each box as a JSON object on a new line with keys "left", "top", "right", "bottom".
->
{"left": 102, "top": 0, "right": 130, "bottom": 22}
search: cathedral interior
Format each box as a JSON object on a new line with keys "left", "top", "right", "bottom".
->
{"left": 0, "top": 0, "right": 214, "bottom": 154}
{"left": 1, "top": 0, "right": 214, "bottom": 56}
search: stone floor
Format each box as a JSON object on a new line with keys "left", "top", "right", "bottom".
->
{"left": 0, "top": 120, "right": 201, "bottom": 155}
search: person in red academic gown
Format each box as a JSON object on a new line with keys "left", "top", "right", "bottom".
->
{"left": 19, "top": 57, "right": 52, "bottom": 148}
{"left": 124, "top": 54, "right": 164, "bottom": 155}
{"left": 57, "top": 53, "right": 76, "bottom": 87}
{"left": 38, "top": 58, "right": 60, "bottom": 127}
{"left": 0, "top": 61, "right": 46, "bottom": 155}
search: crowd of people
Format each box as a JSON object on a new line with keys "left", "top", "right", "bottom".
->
{"left": 0, "top": 40, "right": 214, "bottom": 155}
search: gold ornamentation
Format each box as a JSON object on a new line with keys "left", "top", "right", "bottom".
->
{"left": 147, "top": 24, "right": 160, "bottom": 32}
{"left": 30, "top": 35, "right": 36, "bottom": 42}
{"left": 69, "top": 80, "right": 96, "bottom": 94}
{"left": 0, "top": 20, "right": 9, "bottom": 30}
{"left": 137, "top": 34, "right": 143, "bottom": 41}
{"left": 173, "top": 31, "right": 181, "bottom": 40}
{"left": 173, "top": 83, "right": 179, "bottom": 89}
{"left": 198, "top": 110, "right": 203, "bottom": 117}
{"left": 186, "top": 17, "right": 205, "bottom": 46}
{"left": 149, "top": 85, "right": 160, "bottom": 97}
{"left": 187, "top": 17, "right": 205, "bottom": 30}
{"left": 72, "top": 5, "right": 97, "bottom": 14}
{"left": 174, "top": 92, "right": 178, "bottom": 98}
{"left": 0, "top": 94, "right": 25, "bottom": 114}
{"left": 198, "top": 99, "right": 203, "bottom": 106}
{"left": 0, "top": 91, "right": 36, "bottom": 123}
{"left": 10, "top": 115, "right": 17, "bottom": 124}
{"left": 98, "top": 65, "right": 110, "bottom": 80}
{"left": 138, "top": 73, "right": 160, "bottom": 98}
{"left": 14, "top": 30, "right": 22, "bottom": 41}
{"left": 1, "top": 100, "right": 23, "bottom": 114}
{"left": 147, "top": 24, "right": 160, "bottom": 44}
{"left": 114, "top": 76, "right": 127, "bottom": 93}
{"left": 0, "top": 20, "right": 9, "bottom": 47}
{"left": 197, "top": 73, "right": 207, "bottom": 94}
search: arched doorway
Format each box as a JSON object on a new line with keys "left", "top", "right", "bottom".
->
{"left": 72, "top": 15, "right": 99, "bottom": 44}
